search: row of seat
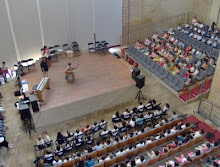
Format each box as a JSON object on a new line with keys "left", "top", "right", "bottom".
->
{"left": 174, "top": 30, "right": 219, "bottom": 60}
{"left": 88, "top": 41, "right": 109, "bottom": 54}
{"left": 158, "top": 141, "right": 219, "bottom": 167}
{"left": 52, "top": 118, "right": 186, "bottom": 167}
{"left": 126, "top": 45, "right": 215, "bottom": 92}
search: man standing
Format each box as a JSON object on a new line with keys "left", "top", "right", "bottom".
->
{"left": 40, "top": 57, "right": 49, "bottom": 77}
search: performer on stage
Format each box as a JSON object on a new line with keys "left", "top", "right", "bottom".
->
{"left": 40, "top": 57, "right": 49, "bottom": 77}
{"left": 42, "top": 46, "right": 51, "bottom": 67}
{"left": 65, "top": 63, "right": 78, "bottom": 82}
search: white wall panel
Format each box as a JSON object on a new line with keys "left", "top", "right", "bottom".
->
{"left": 0, "top": 0, "right": 17, "bottom": 67}
{"left": 94, "top": 0, "right": 122, "bottom": 46}
{"left": 8, "top": 0, "right": 42, "bottom": 61}
{"left": 68, "top": 0, "right": 94, "bottom": 50}
{"left": 39, "top": 0, "right": 69, "bottom": 47}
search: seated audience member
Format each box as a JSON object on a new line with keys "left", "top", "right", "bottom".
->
{"left": 192, "top": 128, "right": 204, "bottom": 138}
{"left": 94, "top": 141, "right": 103, "bottom": 151}
{"left": 115, "top": 147, "right": 126, "bottom": 156}
{"left": 0, "top": 68, "right": 7, "bottom": 83}
{"left": 135, "top": 156, "right": 146, "bottom": 164}
{"left": 43, "top": 131, "right": 51, "bottom": 143}
{"left": 175, "top": 154, "right": 192, "bottom": 164}
{"left": 162, "top": 103, "right": 170, "bottom": 113}
{"left": 137, "top": 102, "right": 144, "bottom": 112}
{"left": 56, "top": 132, "right": 65, "bottom": 144}
{"left": 121, "top": 109, "right": 130, "bottom": 120}
{"left": 83, "top": 125, "right": 91, "bottom": 136}
{"left": 147, "top": 150, "right": 160, "bottom": 159}
{"left": 127, "top": 159, "right": 136, "bottom": 167}
{"left": 37, "top": 135, "right": 45, "bottom": 147}
{"left": 199, "top": 142, "right": 211, "bottom": 154}
{"left": 77, "top": 158, "right": 85, "bottom": 167}
{"left": 74, "top": 129, "right": 83, "bottom": 139}
{"left": 100, "top": 128, "right": 109, "bottom": 138}
{"left": 86, "top": 135, "right": 94, "bottom": 145}
{"left": 55, "top": 145, "right": 63, "bottom": 157}
{"left": 38, "top": 158, "right": 50, "bottom": 167}
{"left": 127, "top": 117, "right": 136, "bottom": 128}
{"left": 92, "top": 122, "right": 99, "bottom": 132}
{"left": 52, "top": 156, "right": 62, "bottom": 166}
{"left": 136, "top": 140, "right": 146, "bottom": 147}
{"left": 100, "top": 119, "right": 107, "bottom": 129}
{"left": 112, "top": 111, "right": 121, "bottom": 122}
{"left": 105, "top": 153, "right": 114, "bottom": 161}
{"left": 154, "top": 107, "right": 162, "bottom": 116}
{"left": 84, "top": 146, "right": 94, "bottom": 153}
{"left": 145, "top": 100, "right": 153, "bottom": 110}
{"left": 184, "top": 75, "right": 192, "bottom": 86}
{"left": 65, "top": 140, "right": 73, "bottom": 151}
{"left": 111, "top": 125, "right": 119, "bottom": 137}
{"left": 86, "top": 156, "right": 94, "bottom": 167}
{"left": 44, "top": 150, "right": 54, "bottom": 164}
{"left": 170, "top": 111, "right": 178, "bottom": 121}
{"left": 135, "top": 114, "right": 144, "bottom": 126}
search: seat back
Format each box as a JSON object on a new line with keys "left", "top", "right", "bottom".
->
{"left": 159, "top": 152, "right": 169, "bottom": 161}
{"left": 154, "top": 63, "right": 160, "bottom": 71}
{"left": 168, "top": 146, "right": 179, "bottom": 156}
{"left": 115, "top": 153, "right": 127, "bottom": 163}
{"left": 172, "top": 76, "right": 179, "bottom": 85}
{"left": 195, "top": 135, "right": 205, "bottom": 143}
{"left": 146, "top": 141, "right": 157, "bottom": 150}
{"left": 167, "top": 72, "right": 174, "bottom": 81}
{"left": 107, "top": 143, "right": 118, "bottom": 152}
{"left": 178, "top": 143, "right": 188, "bottom": 152}
{"left": 137, "top": 160, "right": 149, "bottom": 167}
{"left": 156, "top": 138, "right": 166, "bottom": 146}
{"left": 158, "top": 66, "right": 165, "bottom": 74}
{"left": 118, "top": 139, "right": 128, "bottom": 148}
{"left": 126, "top": 148, "right": 138, "bottom": 158}
{"left": 93, "top": 162, "right": 104, "bottom": 167}
{"left": 165, "top": 133, "right": 177, "bottom": 142}
{"left": 207, "top": 64, "right": 215, "bottom": 75}
{"left": 97, "top": 147, "right": 107, "bottom": 156}
{"left": 62, "top": 160, "right": 74, "bottom": 167}
{"left": 86, "top": 151, "right": 97, "bottom": 159}
{"left": 137, "top": 145, "right": 147, "bottom": 154}
{"left": 162, "top": 69, "right": 169, "bottom": 77}
{"left": 127, "top": 135, "right": 138, "bottom": 145}
{"left": 148, "top": 156, "right": 159, "bottom": 166}
{"left": 137, "top": 133, "right": 146, "bottom": 141}
{"left": 104, "top": 158, "right": 116, "bottom": 167}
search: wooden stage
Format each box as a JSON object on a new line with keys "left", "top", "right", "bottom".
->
{"left": 22, "top": 53, "right": 136, "bottom": 128}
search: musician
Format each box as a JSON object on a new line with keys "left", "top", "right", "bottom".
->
{"left": 42, "top": 46, "right": 50, "bottom": 58}
{"left": 65, "top": 63, "right": 76, "bottom": 81}
{"left": 40, "top": 57, "right": 49, "bottom": 77}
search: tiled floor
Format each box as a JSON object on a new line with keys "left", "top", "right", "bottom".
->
{"left": 0, "top": 52, "right": 202, "bottom": 167}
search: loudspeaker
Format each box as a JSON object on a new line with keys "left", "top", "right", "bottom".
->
{"left": 132, "top": 67, "right": 140, "bottom": 81}
{"left": 20, "top": 108, "right": 31, "bottom": 120}
{"left": 136, "top": 75, "right": 145, "bottom": 89}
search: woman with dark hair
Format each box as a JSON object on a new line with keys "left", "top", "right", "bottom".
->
{"left": 77, "top": 158, "right": 85, "bottom": 167}
{"left": 85, "top": 156, "right": 94, "bottom": 167}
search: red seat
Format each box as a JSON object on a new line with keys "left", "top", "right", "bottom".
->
{"left": 204, "top": 80, "right": 212, "bottom": 91}
{"left": 130, "top": 59, "right": 134, "bottom": 65}
{"left": 135, "top": 62, "right": 139, "bottom": 67}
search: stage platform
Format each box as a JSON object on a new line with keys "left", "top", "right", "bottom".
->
{"left": 21, "top": 53, "right": 136, "bottom": 128}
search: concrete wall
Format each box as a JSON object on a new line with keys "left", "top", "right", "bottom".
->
{"left": 208, "top": 52, "right": 220, "bottom": 105}
{"left": 122, "top": 0, "right": 218, "bottom": 45}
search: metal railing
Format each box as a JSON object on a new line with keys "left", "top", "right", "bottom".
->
{"left": 198, "top": 98, "right": 220, "bottom": 127}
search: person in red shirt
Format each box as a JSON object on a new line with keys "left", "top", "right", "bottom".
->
{"left": 185, "top": 45, "right": 192, "bottom": 53}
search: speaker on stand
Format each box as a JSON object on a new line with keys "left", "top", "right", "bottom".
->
{"left": 135, "top": 75, "right": 145, "bottom": 103}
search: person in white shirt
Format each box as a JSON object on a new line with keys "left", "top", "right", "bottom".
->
{"left": 116, "top": 148, "right": 126, "bottom": 156}
{"left": 111, "top": 125, "right": 119, "bottom": 137}
{"left": 137, "top": 102, "right": 144, "bottom": 112}
{"left": 100, "top": 119, "right": 107, "bottom": 129}
{"left": 170, "top": 126, "right": 178, "bottom": 134}
{"left": 192, "top": 67, "right": 199, "bottom": 77}
{"left": 43, "top": 131, "right": 51, "bottom": 143}
{"left": 100, "top": 128, "right": 109, "bottom": 137}
{"left": 74, "top": 129, "right": 83, "bottom": 139}
{"left": 52, "top": 157, "right": 62, "bottom": 166}
{"left": 136, "top": 140, "right": 145, "bottom": 147}
{"left": 37, "top": 135, "right": 45, "bottom": 146}
{"left": 154, "top": 107, "right": 162, "bottom": 116}
{"left": 193, "top": 129, "right": 204, "bottom": 138}
{"left": 170, "top": 111, "right": 178, "bottom": 120}
{"left": 127, "top": 117, "right": 136, "bottom": 128}
{"left": 162, "top": 103, "right": 170, "bottom": 113}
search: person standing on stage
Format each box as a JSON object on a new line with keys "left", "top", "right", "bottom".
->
{"left": 40, "top": 57, "right": 49, "bottom": 77}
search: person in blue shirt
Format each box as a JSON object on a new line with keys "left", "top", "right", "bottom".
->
{"left": 86, "top": 156, "right": 94, "bottom": 167}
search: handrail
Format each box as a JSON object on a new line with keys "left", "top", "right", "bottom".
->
{"left": 200, "top": 98, "right": 220, "bottom": 109}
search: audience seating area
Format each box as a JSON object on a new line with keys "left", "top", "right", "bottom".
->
{"left": 88, "top": 41, "right": 109, "bottom": 54}
{"left": 33, "top": 100, "right": 220, "bottom": 167}
{"left": 124, "top": 18, "right": 219, "bottom": 103}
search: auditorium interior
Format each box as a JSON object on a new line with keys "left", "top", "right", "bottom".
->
{"left": 0, "top": 0, "right": 220, "bottom": 167}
